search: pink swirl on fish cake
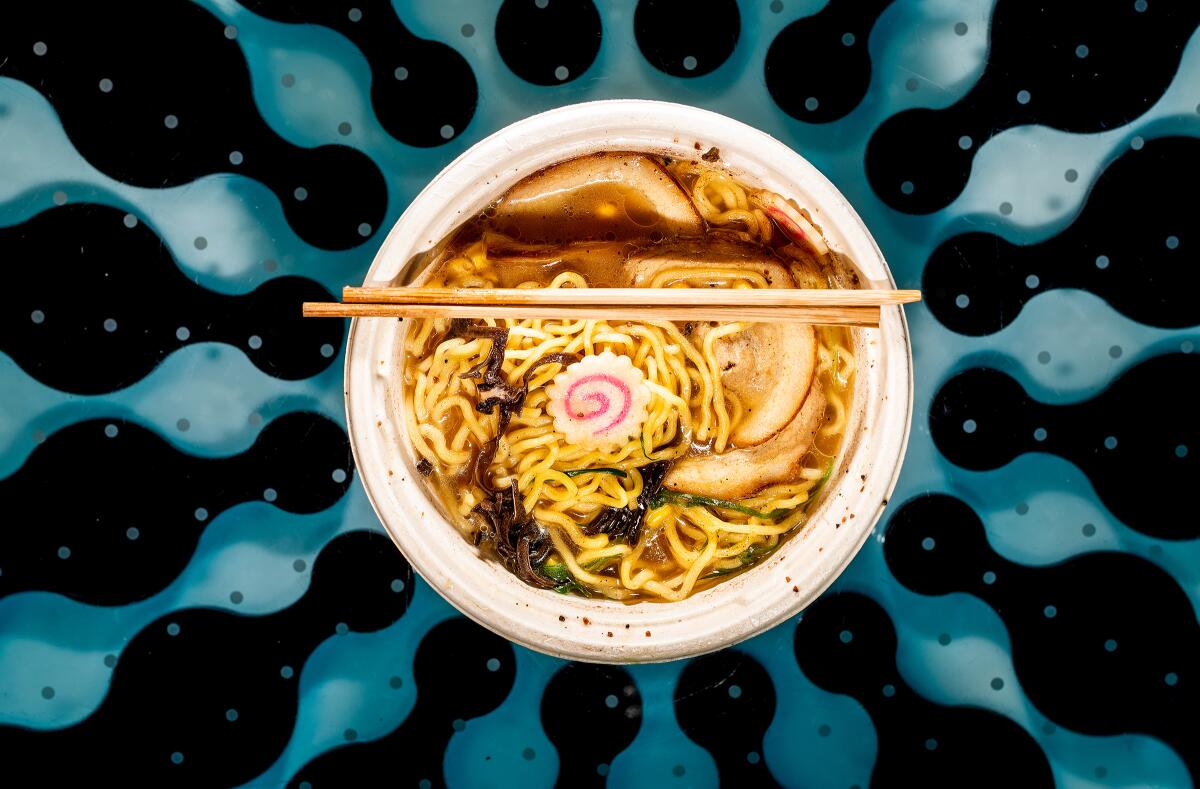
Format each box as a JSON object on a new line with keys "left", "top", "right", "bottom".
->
{"left": 564, "top": 373, "right": 632, "bottom": 435}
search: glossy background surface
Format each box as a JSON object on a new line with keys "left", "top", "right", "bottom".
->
{"left": 0, "top": 0, "right": 1196, "bottom": 786}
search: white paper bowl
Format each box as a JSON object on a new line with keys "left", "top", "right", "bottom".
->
{"left": 345, "top": 100, "right": 913, "bottom": 663}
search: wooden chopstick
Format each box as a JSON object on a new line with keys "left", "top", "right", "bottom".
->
{"left": 304, "top": 286, "right": 920, "bottom": 327}
{"left": 342, "top": 286, "right": 920, "bottom": 308}
{"left": 302, "top": 302, "right": 881, "bottom": 327}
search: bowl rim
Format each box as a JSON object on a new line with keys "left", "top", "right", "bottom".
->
{"left": 344, "top": 99, "right": 913, "bottom": 663}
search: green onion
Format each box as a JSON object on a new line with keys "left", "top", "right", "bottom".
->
{"left": 702, "top": 544, "right": 779, "bottom": 578}
{"left": 540, "top": 561, "right": 593, "bottom": 597}
{"left": 563, "top": 468, "right": 628, "bottom": 479}
{"left": 805, "top": 460, "right": 835, "bottom": 505}
{"left": 651, "top": 490, "right": 793, "bottom": 521}
{"left": 581, "top": 556, "right": 618, "bottom": 571}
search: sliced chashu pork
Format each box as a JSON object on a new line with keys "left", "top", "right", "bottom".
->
{"left": 663, "top": 383, "right": 826, "bottom": 500}
{"left": 492, "top": 152, "right": 702, "bottom": 244}
{"left": 692, "top": 320, "right": 817, "bottom": 447}
{"left": 628, "top": 240, "right": 818, "bottom": 447}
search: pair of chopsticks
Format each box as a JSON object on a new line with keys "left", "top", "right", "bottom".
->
{"left": 302, "top": 286, "right": 921, "bottom": 327}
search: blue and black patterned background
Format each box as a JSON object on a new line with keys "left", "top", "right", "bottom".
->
{"left": 1, "top": 0, "right": 1197, "bottom": 786}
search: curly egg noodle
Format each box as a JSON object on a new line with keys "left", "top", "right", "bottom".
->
{"left": 402, "top": 157, "right": 856, "bottom": 602}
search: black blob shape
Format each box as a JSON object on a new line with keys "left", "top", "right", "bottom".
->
{"left": 795, "top": 591, "right": 1054, "bottom": 787}
{"left": 929, "top": 355, "right": 1199, "bottom": 540}
{"left": 634, "top": 0, "right": 740, "bottom": 77}
{"left": 865, "top": 0, "right": 1200, "bottom": 213}
{"left": 0, "top": 204, "right": 341, "bottom": 394}
{"left": 541, "top": 663, "right": 641, "bottom": 787}
{"left": 239, "top": 0, "right": 476, "bottom": 146}
{"left": 885, "top": 495, "right": 1199, "bottom": 779}
{"left": 0, "top": 413, "right": 351, "bottom": 605}
{"left": 0, "top": 530, "right": 414, "bottom": 787}
{"left": 925, "top": 136, "right": 1200, "bottom": 335}
{"left": 496, "top": 0, "right": 602, "bottom": 86}
{"left": 0, "top": 1, "right": 386, "bottom": 250}
{"left": 288, "top": 617, "right": 515, "bottom": 789}
{"left": 675, "top": 650, "right": 780, "bottom": 787}
{"left": 765, "top": 0, "right": 895, "bottom": 123}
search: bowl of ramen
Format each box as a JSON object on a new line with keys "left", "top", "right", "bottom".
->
{"left": 345, "top": 100, "right": 912, "bottom": 662}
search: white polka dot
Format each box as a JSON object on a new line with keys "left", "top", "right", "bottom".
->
{"left": 32, "top": 41, "right": 47, "bottom": 56}
{"left": 99, "top": 78, "right": 113, "bottom": 93}
{"left": 176, "top": 326, "right": 191, "bottom": 341}
{"left": 348, "top": 8, "right": 362, "bottom": 21}
{"left": 1075, "top": 44, "right": 1089, "bottom": 58}
{"left": 320, "top": 343, "right": 335, "bottom": 358}
{"left": 31, "top": 310, "right": 45, "bottom": 324}
{"left": 126, "top": 527, "right": 140, "bottom": 540}
{"left": 194, "top": 507, "right": 208, "bottom": 521}
{"left": 554, "top": 65, "right": 569, "bottom": 81}
{"left": 229, "top": 150, "right": 244, "bottom": 165}
{"left": 1034, "top": 427, "right": 1047, "bottom": 442}
{"left": 486, "top": 657, "right": 500, "bottom": 672}
{"left": 1016, "top": 90, "right": 1031, "bottom": 105}
{"left": 962, "top": 418, "right": 977, "bottom": 434}
{"left": 536, "top": 0, "right": 549, "bottom": 7}
{"left": 1130, "top": 135, "right": 1145, "bottom": 150}
{"left": 1025, "top": 274, "right": 1040, "bottom": 289}
{"left": 57, "top": 546, "right": 71, "bottom": 559}
{"left": 332, "top": 468, "right": 348, "bottom": 483}
{"left": 105, "top": 424, "right": 119, "bottom": 438}
{"left": 394, "top": 66, "right": 409, "bottom": 81}
{"left": 164, "top": 114, "right": 179, "bottom": 129}
{"left": 804, "top": 97, "right": 819, "bottom": 111}
{"left": 224, "top": 24, "right": 238, "bottom": 39}
{"left": 1104, "top": 436, "right": 1118, "bottom": 450}
{"left": 955, "top": 293, "right": 970, "bottom": 309}
{"left": 263, "top": 487, "right": 278, "bottom": 502}
{"left": 248, "top": 335, "right": 263, "bottom": 350}
{"left": 52, "top": 190, "right": 67, "bottom": 206}
{"left": 683, "top": 55, "right": 698, "bottom": 71}
{"left": 1095, "top": 254, "right": 1110, "bottom": 269}
{"left": 358, "top": 222, "right": 373, "bottom": 237}
{"left": 958, "top": 135, "right": 972, "bottom": 150}
{"left": 605, "top": 694, "right": 618, "bottom": 708}
{"left": 900, "top": 180, "right": 914, "bottom": 195}
{"left": 1166, "top": 235, "right": 1179, "bottom": 249}
{"left": 1135, "top": 0, "right": 1148, "bottom": 11}
{"left": 123, "top": 213, "right": 138, "bottom": 228}
{"left": 841, "top": 32, "right": 855, "bottom": 46}
{"left": 293, "top": 187, "right": 308, "bottom": 201}
{"left": 103, "top": 318, "right": 118, "bottom": 332}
